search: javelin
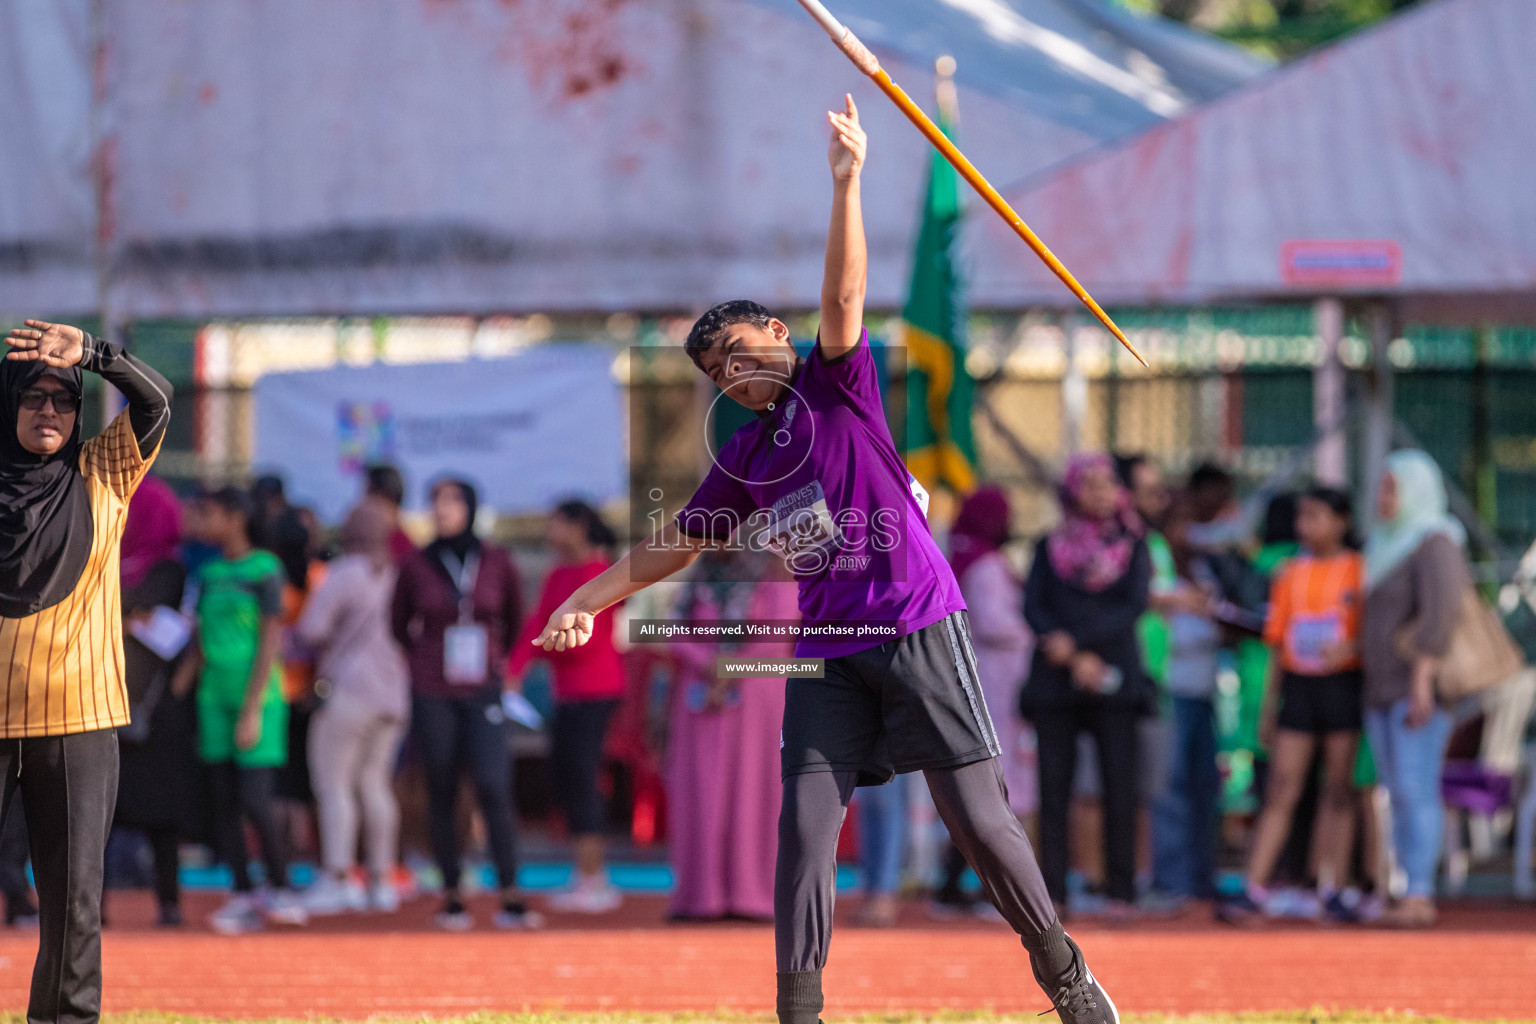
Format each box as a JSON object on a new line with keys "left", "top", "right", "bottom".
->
{"left": 794, "top": 0, "right": 1147, "bottom": 367}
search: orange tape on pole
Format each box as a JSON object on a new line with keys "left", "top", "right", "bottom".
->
{"left": 794, "top": 0, "right": 1146, "bottom": 366}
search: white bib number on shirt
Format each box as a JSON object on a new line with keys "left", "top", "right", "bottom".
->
{"left": 763, "top": 481, "right": 844, "bottom": 571}
{"left": 1287, "top": 611, "right": 1342, "bottom": 674}
{"left": 1284, "top": 559, "right": 1350, "bottom": 674}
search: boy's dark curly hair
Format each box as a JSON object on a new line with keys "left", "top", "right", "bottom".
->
{"left": 684, "top": 300, "right": 776, "bottom": 370}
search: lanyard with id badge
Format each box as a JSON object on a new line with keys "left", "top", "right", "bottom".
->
{"left": 441, "top": 551, "right": 490, "bottom": 686}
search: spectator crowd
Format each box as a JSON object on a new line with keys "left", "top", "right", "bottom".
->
{"left": 5, "top": 447, "right": 1514, "bottom": 936}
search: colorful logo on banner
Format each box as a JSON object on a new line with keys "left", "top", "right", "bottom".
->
{"left": 337, "top": 401, "right": 397, "bottom": 474}
{"left": 1281, "top": 240, "right": 1403, "bottom": 287}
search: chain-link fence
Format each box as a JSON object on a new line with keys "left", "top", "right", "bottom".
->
{"left": 10, "top": 309, "right": 1536, "bottom": 552}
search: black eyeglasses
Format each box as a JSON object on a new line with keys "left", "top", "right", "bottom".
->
{"left": 18, "top": 389, "right": 81, "bottom": 414}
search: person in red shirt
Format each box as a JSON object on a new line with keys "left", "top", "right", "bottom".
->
{"left": 509, "top": 500, "right": 626, "bottom": 913}
{"left": 365, "top": 464, "right": 417, "bottom": 564}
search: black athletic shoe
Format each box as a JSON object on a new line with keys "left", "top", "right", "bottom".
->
{"left": 1216, "top": 890, "right": 1266, "bottom": 926}
{"left": 1322, "top": 891, "right": 1361, "bottom": 925}
{"left": 1032, "top": 934, "right": 1119, "bottom": 1024}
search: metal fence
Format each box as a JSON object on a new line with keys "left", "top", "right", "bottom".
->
{"left": 14, "top": 310, "right": 1536, "bottom": 550}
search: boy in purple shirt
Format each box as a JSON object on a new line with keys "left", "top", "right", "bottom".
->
{"left": 532, "top": 95, "right": 1116, "bottom": 1024}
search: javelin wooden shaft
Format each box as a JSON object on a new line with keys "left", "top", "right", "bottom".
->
{"left": 873, "top": 71, "right": 1145, "bottom": 366}
{"left": 793, "top": 0, "right": 1146, "bottom": 366}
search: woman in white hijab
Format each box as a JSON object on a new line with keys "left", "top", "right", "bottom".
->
{"left": 1361, "top": 449, "right": 1470, "bottom": 928}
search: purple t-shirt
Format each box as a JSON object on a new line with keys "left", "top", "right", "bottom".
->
{"left": 676, "top": 329, "right": 966, "bottom": 658}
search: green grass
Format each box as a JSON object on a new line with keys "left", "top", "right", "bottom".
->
{"left": 10, "top": 1013, "right": 1530, "bottom": 1024}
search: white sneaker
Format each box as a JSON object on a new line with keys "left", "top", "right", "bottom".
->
{"left": 493, "top": 903, "right": 547, "bottom": 930}
{"left": 1356, "top": 892, "right": 1388, "bottom": 924}
{"left": 261, "top": 888, "right": 310, "bottom": 927}
{"left": 548, "top": 877, "right": 623, "bottom": 915}
{"left": 369, "top": 880, "right": 401, "bottom": 914}
{"left": 434, "top": 898, "right": 473, "bottom": 931}
{"left": 210, "top": 895, "right": 264, "bottom": 935}
{"left": 303, "top": 875, "right": 368, "bottom": 917}
{"left": 1264, "top": 887, "right": 1322, "bottom": 920}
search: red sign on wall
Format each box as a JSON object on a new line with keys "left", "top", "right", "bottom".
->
{"left": 1280, "top": 240, "right": 1403, "bottom": 287}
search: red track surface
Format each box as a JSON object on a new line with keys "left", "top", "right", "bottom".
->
{"left": 1, "top": 893, "right": 1533, "bottom": 1020}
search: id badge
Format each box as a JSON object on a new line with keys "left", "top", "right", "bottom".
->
{"left": 1288, "top": 611, "right": 1342, "bottom": 674}
{"left": 444, "top": 624, "right": 490, "bottom": 685}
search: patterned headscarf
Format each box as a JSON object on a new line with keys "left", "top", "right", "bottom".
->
{"left": 1047, "top": 453, "right": 1143, "bottom": 593}
{"left": 680, "top": 548, "right": 773, "bottom": 654}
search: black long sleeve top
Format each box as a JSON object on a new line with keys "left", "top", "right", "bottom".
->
{"left": 80, "top": 333, "right": 174, "bottom": 458}
{"left": 1020, "top": 536, "right": 1153, "bottom": 715}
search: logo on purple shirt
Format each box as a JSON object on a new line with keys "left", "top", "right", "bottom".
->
{"left": 676, "top": 329, "right": 966, "bottom": 658}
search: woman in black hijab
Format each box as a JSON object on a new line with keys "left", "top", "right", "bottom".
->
{"left": 0, "top": 320, "right": 171, "bottom": 1024}
{"left": 391, "top": 479, "right": 539, "bottom": 930}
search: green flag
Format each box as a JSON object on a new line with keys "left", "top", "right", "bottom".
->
{"left": 902, "top": 109, "right": 976, "bottom": 496}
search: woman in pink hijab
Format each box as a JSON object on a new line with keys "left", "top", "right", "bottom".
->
{"left": 665, "top": 549, "right": 797, "bottom": 921}
{"left": 950, "top": 487, "right": 1036, "bottom": 816}
{"left": 115, "top": 475, "right": 195, "bottom": 927}
{"left": 931, "top": 487, "right": 1038, "bottom": 917}
{"left": 120, "top": 476, "right": 183, "bottom": 592}
{"left": 1021, "top": 453, "right": 1152, "bottom": 917}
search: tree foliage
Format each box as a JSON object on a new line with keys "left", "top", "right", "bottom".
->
{"left": 1117, "top": 0, "right": 1422, "bottom": 58}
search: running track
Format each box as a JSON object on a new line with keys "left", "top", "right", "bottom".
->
{"left": 1, "top": 894, "right": 1533, "bottom": 1019}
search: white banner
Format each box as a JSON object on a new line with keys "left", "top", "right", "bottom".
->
{"left": 254, "top": 344, "right": 624, "bottom": 522}
{"left": 0, "top": 0, "right": 94, "bottom": 316}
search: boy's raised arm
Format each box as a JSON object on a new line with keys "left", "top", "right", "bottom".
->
{"left": 819, "top": 94, "right": 868, "bottom": 361}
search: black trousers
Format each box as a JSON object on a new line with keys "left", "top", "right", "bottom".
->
{"left": 207, "top": 764, "right": 286, "bottom": 893}
{"left": 412, "top": 693, "right": 520, "bottom": 892}
{"left": 143, "top": 825, "right": 180, "bottom": 910}
{"left": 549, "top": 698, "right": 618, "bottom": 837}
{"left": 1033, "top": 701, "right": 1141, "bottom": 905}
{"left": 0, "top": 728, "right": 119, "bottom": 1024}
{"left": 775, "top": 758, "right": 1058, "bottom": 974}
{"left": 0, "top": 801, "right": 31, "bottom": 902}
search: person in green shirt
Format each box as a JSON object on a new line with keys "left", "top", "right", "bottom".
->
{"left": 172, "top": 487, "right": 304, "bottom": 934}
{"left": 1228, "top": 493, "right": 1301, "bottom": 814}
{"left": 1117, "top": 456, "right": 1183, "bottom": 908}
{"left": 1116, "top": 456, "right": 1174, "bottom": 685}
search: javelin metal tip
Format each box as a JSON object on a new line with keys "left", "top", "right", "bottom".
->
{"left": 1115, "top": 330, "right": 1148, "bottom": 367}
{"left": 794, "top": 0, "right": 845, "bottom": 38}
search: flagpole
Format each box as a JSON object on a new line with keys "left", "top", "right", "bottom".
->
{"left": 791, "top": 0, "right": 1146, "bottom": 367}
{"left": 935, "top": 54, "right": 958, "bottom": 125}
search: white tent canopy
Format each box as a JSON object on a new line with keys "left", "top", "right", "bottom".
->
{"left": 0, "top": 3, "right": 94, "bottom": 317}
{"left": 0, "top": 0, "right": 1263, "bottom": 320}
{"left": 976, "top": 0, "right": 1536, "bottom": 319}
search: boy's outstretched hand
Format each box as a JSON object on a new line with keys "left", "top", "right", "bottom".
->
{"left": 6, "top": 320, "right": 85, "bottom": 367}
{"left": 533, "top": 600, "right": 596, "bottom": 652}
{"left": 828, "top": 94, "right": 866, "bottom": 182}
